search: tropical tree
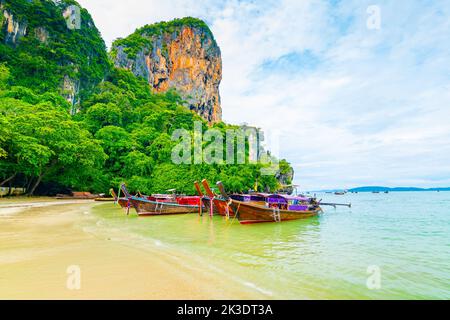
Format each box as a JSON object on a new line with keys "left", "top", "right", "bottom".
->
{"left": 0, "top": 96, "right": 106, "bottom": 194}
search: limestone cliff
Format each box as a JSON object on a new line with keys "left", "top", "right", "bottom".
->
{"left": 1, "top": 8, "right": 27, "bottom": 45}
{"left": 276, "top": 166, "right": 295, "bottom": 194}
{"left": 0, "top": 0, "right": 109, "bottom": 111}
{"left": 112, "top": 18, "right": 222, "bottom": 123}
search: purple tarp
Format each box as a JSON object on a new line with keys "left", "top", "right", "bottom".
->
{"left": 267, "top": 194, "right": 311, "bottom": 203}
{"left": 288, "top": 205, "right": 309, "bottom": 211}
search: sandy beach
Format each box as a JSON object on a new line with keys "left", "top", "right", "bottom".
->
{"left": 0, "top": 199, "right": 266, "bottom": 300}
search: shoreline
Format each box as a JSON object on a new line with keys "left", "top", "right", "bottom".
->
{"left": 0, "top": 199, "right": 268, "bottom": 300}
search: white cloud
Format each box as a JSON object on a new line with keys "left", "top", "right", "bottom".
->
{"left": 77, "top": 0, "right": 450, "bottom": 190}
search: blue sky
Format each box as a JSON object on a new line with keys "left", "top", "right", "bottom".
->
{"left": 78, "top": 0, "right": 450, "bottom": 190}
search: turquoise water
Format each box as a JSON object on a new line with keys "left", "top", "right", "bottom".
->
{"left": 92, "top": 192, "right": 450, "bottom": 299}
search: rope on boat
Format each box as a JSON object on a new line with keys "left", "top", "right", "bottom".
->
{"left": 225, "top": 201, "right": 230, "bottom": 221}
{"left": 225, "top": 199, "right": 233, "bottom": 221}
{"left": 210, "top": 196, "right": 214, "bottom": 217}
{"left": 117, "top": 187, "right": 122, "bottom": 206}
{"left": 224, "top": 201, "right": 238, "bottom": 230}
{"left": 272, "top": 207, "right": 281, "bottom": 222}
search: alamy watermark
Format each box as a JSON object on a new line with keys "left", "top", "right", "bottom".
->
{"left": 63, "top": 5, "right": 81, "bottom": 30}
{"left": 367, "top": 5, "right": 381, "bottom": 30}
{"left": 66, "top": 265, "right": 81, "bottom": 290}
{"left": 366, "top": 265, "right": 381, "bottom": 290}
{"left": 171, "top": 122, "right": 280, "bottom": 175}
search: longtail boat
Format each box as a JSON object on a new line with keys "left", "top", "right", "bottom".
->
{"left": 120, "top": 184, "right": 201, "bottom": 216}
{"left": 94, "top": 197, "right": 115, "bottom": 202}
{"left": 217, "top": 182, "right": 322, "bottom": 224}
{"left": 110, "top": 188, "right": 130, "bottom": 209}
{"left": 194, "top": 181, "right": 213, "bottom": 216}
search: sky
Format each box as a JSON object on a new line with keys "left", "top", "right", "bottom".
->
{"left": 77, "top": 0, "right": 450, "bottom": 190}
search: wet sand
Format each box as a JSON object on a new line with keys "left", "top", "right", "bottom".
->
{"left": 0, "top": 199, "right": 266, "bottom": 300}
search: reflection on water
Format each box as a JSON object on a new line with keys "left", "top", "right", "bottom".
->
{"left": 91, "top": 192, "right": 450, "bottom": 299}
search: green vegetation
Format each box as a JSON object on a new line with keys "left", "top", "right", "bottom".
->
{"left": 0, "top": 0, "right": 109, "bottom": 104}
{"left": 0, "top": 64, "right": 106, "bottom": 194}
{"left": 0, "top": 63, "right": 287, "bottom": 195}
{"left": 0, "top": 1, "right": 292, "bottom": 196}
{"left": 77, "top": 68, "right": 283, "bottom": 195}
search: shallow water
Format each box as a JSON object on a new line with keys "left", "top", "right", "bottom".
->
{"left": 91, "top": 192, "right": 449, "bottom": 299}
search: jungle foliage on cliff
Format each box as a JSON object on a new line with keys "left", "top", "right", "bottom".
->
{"left": 0, "top": 64, "right": 290, "bottom": 195}
{"left": 0, "top": 0, "right": 109, "bottom": 104}
{"left": 111, "top": 17, "right": 216, "bottom": 60}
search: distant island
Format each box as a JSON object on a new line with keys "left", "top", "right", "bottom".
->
{"left": 347, "top": 186, "right": 450, "bottom": 192}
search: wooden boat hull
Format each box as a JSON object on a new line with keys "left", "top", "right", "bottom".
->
{"left": 230, "top": 200, "right": 321, "bottom": 224}
{"left": 117, "top": 198, "right": 130, "bottom": 209}
{"left": 94, "top": 198, "right": 115, "bottom": 202}
{"left": 199, "top": 197, "right": 235, "bottom": 217}
{"left": 129, "top": 197, "right": 200, "bottom": 216}
{"left": 213, "top": 197, "right": 235, "bottom": 217}
{"left": 200, "top": 197, "right": 213, "bottom": 215}
{"left": 198, "top": 196, "right": 233, "bottom": 217}
{"left": 56, "top": 196, "right": 97, "bottom": 200}
{"left": 199, "top": 179, "right": 234, "bottom": 217}
{"left": 110, "top": 188, "right": 130, "bottom": 209}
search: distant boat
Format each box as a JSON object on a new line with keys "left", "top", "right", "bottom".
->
{"left": 372, "top": 191, "right": 380, "bottom": 194}
{"left": 334, "top": 191, "right": 346, "bottom": 195}
{"left": 384, "top": 191, "right": 389, "bottom": 194}
{"left": 56, "top": 191, "right": 98, "bottom": 200}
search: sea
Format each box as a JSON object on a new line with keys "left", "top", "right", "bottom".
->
{"left": 91, "top": 192, "right": 450, "bottom": 299}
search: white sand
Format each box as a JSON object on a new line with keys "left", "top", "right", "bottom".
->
{"left": 0, "top": 199, "right": 266, "bottom": 300}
